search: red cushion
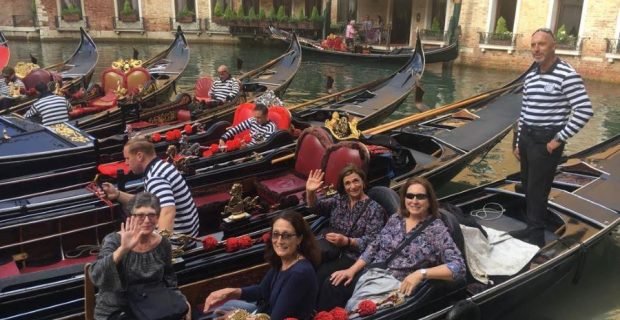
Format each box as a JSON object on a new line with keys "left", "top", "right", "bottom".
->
{"left": 126, "top": 121, "right": 156, "bottom": 130}
{"left": 177, "top": 109, "right": 191, "bottom": 122}
{"left": 126, "top": 67, "right": 150, "bottom": 94}
{"left": 256, "top": 172, "right": 307, "bottom": 204}
{"left": 294, "top": 127, "right": 333, "bottom": 178}
{"left": 232, "top": 103, "right": 256, "bottom": 126}
{"left": 0, "top": 260, "right": 20, "bottom": 278}
{"left": 194, "top": 192, "right": 231, "bottom": 208}
{"left": 21, "top": 69, "right": 54, "bottom": 91}
{"left": 195, "top": 77, "right": 213, "bottom": 100}
{"left": 98, "top": 161, "right": 130, "bottom": 178}
{"left": 268, "top": 106, "right": 291, "bottom": 130}
{"left": 101, "top": 68, "right": 126, "bottom": 94}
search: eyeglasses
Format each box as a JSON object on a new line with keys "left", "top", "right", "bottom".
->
{"left": 405, "top": 193, "right": 428, "bottom": 200}
{"left": 271, "top": 231, "right": 298, "bottom": 241}
{"left": 533, "top": 28, "right": 555, "bottom": 39}
{"left": 131, "top": 213, "right": 158, "bottom": 221}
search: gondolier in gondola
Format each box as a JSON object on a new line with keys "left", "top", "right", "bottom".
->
{"left": 511, "top": 27, "right": 593, "bottom": 247}
{"left": 100, "top": 138, "right": 200, "bottom": 240}
{"left": 219, "top": 103, "right": 277, "bottom": 149}
{"left": 206, "top": 64, "right": 239, "bottom": 107}
{"left": 0, "top": 66, "right": 24, "bottom": 108}
{"left": 24, "top": 82, "right": 69, "bottom": 126}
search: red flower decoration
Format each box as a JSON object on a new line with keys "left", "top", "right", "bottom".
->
{"left": 165, "top": 130, "right": 176, "bottom": 141}
{"left": 358, "top": 300, "right": 377, "bottom": 316}
{"left": 238, "top": 235, "right": 253, "bottom": 249}
{"left": 314, "top": 311, "right": 334, "bottom": 320}
{"left": 329, "top": 307, "right": 348, "bottom": 320}
{"left": 184, "top": 124, "right": 193, "bottom": 135}
{"left": 151, "top": 132, "right": 162, "bottom": 142}
{"left": 173, "top": 129, "right": 182, "bottom": 140}
{"left": 225, "top": 237, "right": 240, "bottom": 252}
{"left": 261, "top": 232, "right": 271, "bottom": 243}
{"left": 202, "top": 236, "right": 218, "bottom": 251}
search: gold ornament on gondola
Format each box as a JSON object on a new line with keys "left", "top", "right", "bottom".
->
{"left": 48, "top": 123, "right": 89, "bottom": 143}
{"left": 159, "top": 229, "right": 202, "bottom": 258}
{"left": 226, "top": 310, "right": 270, "bottom": 320}
{"left": 111, "top": 58, "right": 142, "bottom": 72}
{"left": 14, "top": 61, "right": 40, "bottom": 78}
{"left": 324, "top": 112, "right": 361, "bottom": 140}
{"left": 114, "top": 80, "right": 128, "bottom": 99}
{"left": 222, "top": 183, "right": 259, "bottom": 223}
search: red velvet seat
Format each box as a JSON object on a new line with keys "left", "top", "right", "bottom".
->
{"left": 97, "top": 161, "right": 130, "bottom": 178}
{"left": 322, "top": 141, "right": 371, "bottom": 188}
{"left": 255, "top": 127, "right": 334, "bottom": 204}
{"left": 85, "top": 68, "right": 126, "bottom": 113}
{"left": 194, "top": 77, "right": 213, "bottom": 103}
{"left": 22, "top": 69, "right": 54, "bottom": 92}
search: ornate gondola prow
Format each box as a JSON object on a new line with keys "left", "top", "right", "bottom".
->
{"left": 324, "top": 112, "right": 361, "bottom": 140}
{"left": 221, "top": 183, "right": 260, "bottom": 223}
{"left": 159, "top": 229, "right": 202, "bottom": 258}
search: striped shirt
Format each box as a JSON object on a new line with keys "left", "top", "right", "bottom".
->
{"left": 221, "top": 117, "right": 278, "bottom": 146}
{"left": 0, "top": 77, "right": 25, "bottom": 96}
{"left": 210, "top": 77, "right": 239, "bottom": 102}
{"left": 516, "top": 59, "right": 593, "bottom": 145}
{"left": 144, "top": 159, "right": 199, "bottom": 238}
{"left": 24, "top": 93, "right": 70, "bottom": 126}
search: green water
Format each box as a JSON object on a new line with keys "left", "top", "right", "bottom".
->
{"left": 7, "top": 38, "right": 620, "bottom": 319}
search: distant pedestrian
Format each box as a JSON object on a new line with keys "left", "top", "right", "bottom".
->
{"left": 511, "top": 27, "right": 593, "bottom": 247}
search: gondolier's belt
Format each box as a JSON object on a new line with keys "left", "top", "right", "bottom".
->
{"left": 522, "top": 124, "right": 563, "bottom": 133}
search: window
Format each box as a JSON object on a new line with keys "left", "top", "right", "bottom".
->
{"left": 59, "top": 0, "right": 83, "bottom": 21}
{"left": 479, "top": 0, "right": 520, "bottom": 49}
{"left": 174, "top": 0, "right": 197, "bottom": 19}
{"left": 429, "top": 0, "right": 447, "bottom": 32}
{"left": 242, "top": 0, "right": 259, "bottom": 16}
{"left": 305, "top": 0, "right": 322, "bottom": 20}
{"left": 547, "top": 0, "right": 587, "bottom": 51}
{"left": 211, "top": 0, "right": 230, "bottom": 17}
{"left": 117, "top": 0, "right": 140, "bottom": 17}
{"left": 273, "top": 0, "right": 292, "bottom": 17}
{"left": 337, "top": 0, "right": 357, "bottom": 22}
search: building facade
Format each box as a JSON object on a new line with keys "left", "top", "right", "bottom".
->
{"left": 0, "top": 0, "right": 619, "bottom": 82}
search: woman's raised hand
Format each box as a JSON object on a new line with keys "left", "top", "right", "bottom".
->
{"left": 118, "top": 216, "right": 141, "bottom": 254}
{"left": 306, "top": 169, "right": 325, "bottom": 193}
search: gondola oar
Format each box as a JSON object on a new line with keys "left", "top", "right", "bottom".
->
{"left": 272, "top": 82, "right": 522, "bottom": 165}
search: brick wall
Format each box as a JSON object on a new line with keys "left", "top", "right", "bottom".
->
{"left": 0, "top": 0, "right": 36, "bottom": 26}
{"left": 84, "top": 0, "right": 116, "bottom": 30}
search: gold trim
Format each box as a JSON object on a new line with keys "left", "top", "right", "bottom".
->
{"left": 324, "top": 112, "right": 361, "bottom": 140}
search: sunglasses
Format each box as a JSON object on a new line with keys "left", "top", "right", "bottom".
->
{"left": 271, "top": 231, "right": 298, "bottom": 241}
{"left": 533, "top": 28, "right": 555, "bottom": 39}
{"left": 405, "top": 193, "right": 428, "bottom": 200}
{"left": 131, "top": 213, "right": 158, "bottom": 221}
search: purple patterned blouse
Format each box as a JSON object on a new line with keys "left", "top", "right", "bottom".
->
{"left": 360, "top": 213, "right": 466, "bottom": 282}
{"left": 314, "top": 194, "right": 386, "bottom": 258}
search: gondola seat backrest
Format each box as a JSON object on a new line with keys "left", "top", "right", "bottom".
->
{"left": 438, "top": 207, "right": 472, "bottom": 286}
{"left": 229, "top": 102, "right": 257, "bottom": 142}
{"left": 268, "top": 106, "right": 292, "bottom": 131}
{"left": 255, "top": 127, "right": 333, "bottom": 204}
{"left": 126, "top": 67, "right": 151, "bottom": 94}
{"left": 321, "top": 141, "right": 370, "bottom": 189}
{"left": 367, "top": 186, "right": 400, "bottom": 222}
{"left": 22, "top": 68, "right": 54, "bottom": 94}
{"left": 100, "top": 67, "right": 126, "bottom": 94}
{"left": 194, "top": 76, "right": 213, "bottom": 102}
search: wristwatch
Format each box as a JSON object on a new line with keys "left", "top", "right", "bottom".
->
{"left": 419, "top": 268, "right": 427, "bottom": 280}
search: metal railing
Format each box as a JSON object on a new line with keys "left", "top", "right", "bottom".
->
{"left": 54, "top": 16, "right": 90, "bottom": 30}
{"left": 169, "top": 17, "right": 202, "bottom": 32}
{"left": 478, "top": 31, "right": 518, "bottom": 46}
{"left": 112, "top": 16, "right": 145, "bottom": 32}
{"left": 555, "top": 36, "right": 586, "bottom": 51}
{"left": 420, "top": 29, "right": 448, "bottom": 42}
{"left": 605, "top": 38, "right": 620, "bottom": 54}
{"left": 11, "top": 14, "right": 38, "bottom": 28}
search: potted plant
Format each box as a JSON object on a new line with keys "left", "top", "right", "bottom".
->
{"left": 212, "top": 1, "right": 224, "bottom": 24}
{"left": 246, "top": 7, "right": 257, "bottom": 27}
{"left": 492, "top": 16, "right": 512, "bottom": 44}
{"left": 310, "top": 6, "right": 322, "bottom": 29}
{"left": 235, "top": 6, "right": 247, "bottom": 27}
{"left": 276, "top": 5, "right": 289, "bottom": 28}
{"left": 222, "top": 6, "right": 235, "bottom": 26}
{"left": 296, "top": 9, "right": 310, "bottom": 29}
{"left": 120, "top": 0, "right": 138, "bottom": 22}
{"left": 177, "top": 7, "right": 195, "bottom": 23}
{"left": 258, "top": 8, "right": 269, "bottom": 28}
{"left": 62, "top": 3, "right": 82, "bottom": 22}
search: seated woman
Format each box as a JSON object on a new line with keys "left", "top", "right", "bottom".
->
{"left": 306, "top": 165, "right": 386, "bottom": 288}
{"left": 203, "top": 210, "right": 321, "bottom": 320}
{"left": 89, "top": 192, "right": 190, "bottom": 320}
{"left": 316, "top": 176, "right": 466, "bottom": 312}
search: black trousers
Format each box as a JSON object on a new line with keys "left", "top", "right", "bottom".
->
{"left": 316, "top": 259, "right": 363, "bottom": 312}
{"left": 518, "top": 125, "right": 565, "bottom": 246}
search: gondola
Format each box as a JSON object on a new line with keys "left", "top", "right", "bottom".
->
{"left": 269, "top": 26, "right": 459, "bottom": 64}
{"left": 82, "top": 32, "right": 303, "bottom": 139}
{"left": 0, "top": 31, "right": 9, "bottom": 69}
{"left": 173, "top": 135, "right": 620, "bottom": 320}
{"left": 0, "top": 34, "right": 303, "bottom": 199}
{"left": 0, "top": 63, "right": 522, "bottom": 320}
{"left": 69, "top": 26, "right": 190, "bottom": 128}
{"left": 0, "top": 27, "right": 98, "bottom": 115}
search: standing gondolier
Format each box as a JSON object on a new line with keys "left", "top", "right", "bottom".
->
{"left": 511, "top": 27, "right": 593, "bottom": 247}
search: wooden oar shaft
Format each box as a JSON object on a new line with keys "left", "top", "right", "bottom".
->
{"left": 364, "top": 83, "right": 521, "bottom": 135}
{"left": 238, "top": 51, "right": 293, "bottom": 80}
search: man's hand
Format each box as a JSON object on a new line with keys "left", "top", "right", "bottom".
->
{"left": 513, "top": 146, "right": 520, "bottom": 161}
{"left": 325, "top": 232, "right": 348, "bottom": 247}
{"left": 547, "top": 139, "right": 562, "bottom": 154}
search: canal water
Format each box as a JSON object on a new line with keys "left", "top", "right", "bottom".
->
{"left": 7, "top": 37, "right": 620, "bottom": 319}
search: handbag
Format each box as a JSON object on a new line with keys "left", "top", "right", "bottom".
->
{"left": 318, "top": 199, "right": 371, "bottom": 262}
{"left": 127, "top": 282, "right": 188, "bottom": 320}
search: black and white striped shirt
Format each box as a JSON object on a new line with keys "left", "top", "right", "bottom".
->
{"left": 516, "top": 59, "right": 593, "bottom": 144}
{"left": 144, "top": 159, "right": 199, "bottom": 238}
{"left": 210, "top": 77, "right": 239, "bottom": 102}
{"left": 0, "top": 77, "right": 25, "bottom": 96}
{"left": 24, "top": 93, "right": 70, "bottom": 126}
{"left": 221, "top": 117, "right": 278, "bottom": 146}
